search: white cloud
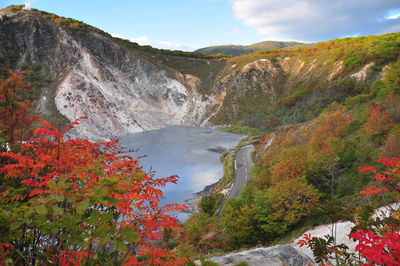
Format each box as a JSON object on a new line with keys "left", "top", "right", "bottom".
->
{"left": 387, "top": 13, "right": 400, "bottom": 20}
{"left": 155, "top": 41, "right": 183, "bottom": 50}
{"left": 229, "top": 0, "right": 400, "bottom": 42}
{"left": 111, "top": 33, "right": 194, "bottom": 51}
{"left": 128, "top": 36, "right": 150, "bottom": 46}
{"left": 111, "top": 33, "right": 123, "bottom": 39}
{"left": 111, "top": 33, "right": 150, "bottom": 46}
{"left": 23, "top": 0, "right": 37, "bottom": 10}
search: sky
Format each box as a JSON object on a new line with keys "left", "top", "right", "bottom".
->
{"left": 1, "top": 0, "right": 400, "bottom": 51}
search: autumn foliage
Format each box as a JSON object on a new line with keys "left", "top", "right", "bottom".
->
{"left": 0, "top": 70, "right": 35, "bottom": 147}
{"left": 0, "top": 71, "right": 187, "bottom": 265}
{"left": 359, "top": 157, "right": 400, "bottom": 195}
{"left": 177, "top": 213, "right": 225, "bottom": 257}
{"left": 349, "top": 229, "right": 400, "bottom": 265}
{"left": 365, "top": 104, "right": 393, "bottom": 136}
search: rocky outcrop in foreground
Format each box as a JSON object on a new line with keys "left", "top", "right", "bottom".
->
{"left": 195, "top": 245, "right": 312, "bottom": 266}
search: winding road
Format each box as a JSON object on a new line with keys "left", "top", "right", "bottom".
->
{"left": 216, "top": 144, "right": 253, "bottom": 216}
{"left": 227, "top": 144, "right": 254, "bottom": 199}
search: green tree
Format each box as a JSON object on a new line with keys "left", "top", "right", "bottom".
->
{"left": 255, "top": 177, "right": 320, "bottom": 235}
{"left": 221, "top": 199, "right": 257, "bottom": 249}
{"left": 383, "top": 58, "right": 400, "bottom": 94}
{"left": 199, "top": 193, "right": 224, "bottom": 216}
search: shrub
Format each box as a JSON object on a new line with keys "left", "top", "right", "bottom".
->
{"left": 199, "top": 193, "right": 224, "bottom": 216}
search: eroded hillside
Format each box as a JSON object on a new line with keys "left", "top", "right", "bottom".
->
{"left": 0, "top": 6, "right": 225, "bottom": 140}
{"left": 210, "top": 34, "right": 400, "bottom": 130}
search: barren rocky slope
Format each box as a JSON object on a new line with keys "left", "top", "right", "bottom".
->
{"left": 0, "top": 8, "right": 217, "bottom": 140}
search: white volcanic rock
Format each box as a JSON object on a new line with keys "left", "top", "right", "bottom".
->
{"left": 53, "top": 47, "right": 212, "bottom": 141}
{"left": 195, "top": 245, "right": 312, "bottom": 266}
{"left": 291, "top": 203, "right": 400, "bottom": 261}
{"left": 351, "top": 62, "right": 375, "bottom": 82}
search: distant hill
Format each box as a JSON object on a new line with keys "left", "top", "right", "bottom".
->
{"left": 195, "top": 41, "right": 310, "bottom": 56}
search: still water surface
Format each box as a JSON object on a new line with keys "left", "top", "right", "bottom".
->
{"left": 119, "top": 126, "right": 244, "bottom": 220}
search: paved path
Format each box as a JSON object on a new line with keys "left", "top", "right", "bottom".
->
{"left": 226, "top": 144, "right": 254, "bottom": 199}
{"left": 216, "top": 144, "right": 253, "bottom": 216}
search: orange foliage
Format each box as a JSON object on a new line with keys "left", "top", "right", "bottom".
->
{"left": 263, "top": 177, "right": 320, "bottom": 233}
{"left": 380, "top": 133, "right": 400, "bottom": 158}
{"left": 309, "top": 112, "right": 350, "bottom": 154}
{"left": 365, "top": 105, "right": 393, "bottom": 136}
{"left": 69, "top": 22, "right": 80, "bottom": 29}
{"left": 271, "top": 147, "right": 306, "bottom": 181}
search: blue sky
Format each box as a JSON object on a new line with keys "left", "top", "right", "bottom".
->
{"left": 1, "top": 0, "right": 400, "bottom": 51}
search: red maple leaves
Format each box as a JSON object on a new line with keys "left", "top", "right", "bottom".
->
{"left": 0, "top": 70, "right": 187, "bottom": 265}
{"left": 349, "top": 229, "right": 400, "bottom": 266}
{"left": 298, "top": 157, "right": 400, "bottom": 265}
{"left": 359, "top": 157, "right": 400, "bottom": 195}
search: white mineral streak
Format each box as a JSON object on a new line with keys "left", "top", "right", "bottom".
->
{"left": 241, "top": 59, "right": 279, "bottom": 75}
{"left": 351, "top": 62, "right": 375, "bottom": 82}
{"left": 55, "top": 48, "right": 212, "bottom": 141}
{"left": 328, "top": 61, "right": 343, "bottom": 81}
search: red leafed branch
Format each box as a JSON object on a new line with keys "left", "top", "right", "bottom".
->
{"left": 359, "top": 157, "right": 400, "bottom": 194}
{"left": 0, "top": 116, "right": 187, "bottom": 264}
{"left": 349, "top": 229, "right": 400, "bottom": 265}
{"left": 0, "top": 69, "right": 36, "bottom": 146}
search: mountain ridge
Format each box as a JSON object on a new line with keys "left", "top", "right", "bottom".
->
{"left": 195, "top": 40, "right": 311, "bottom": 56}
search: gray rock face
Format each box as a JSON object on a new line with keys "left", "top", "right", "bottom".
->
{"left": 0, "top": 10, "right": 213, "bottom": 141}
{"left": 197, "top": 245, "right": 313, "bottom": 266}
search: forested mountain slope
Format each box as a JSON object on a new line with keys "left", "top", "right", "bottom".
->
{"left": 204, "top": 35, "right": 400, "bottom": 255}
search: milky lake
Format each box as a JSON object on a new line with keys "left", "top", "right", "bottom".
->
{"left": 118, "top": 126, "right": 244, "bottom": 220}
